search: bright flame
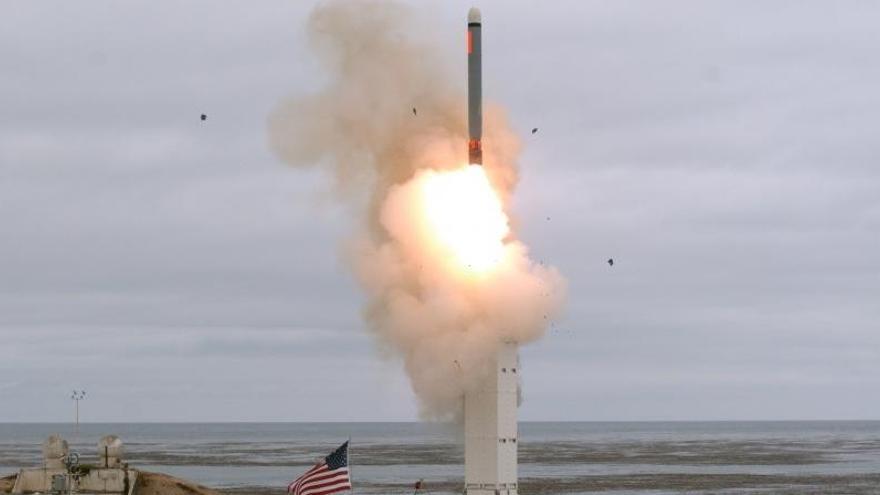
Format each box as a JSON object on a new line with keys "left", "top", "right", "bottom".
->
{"left": 419, "top": 165, "right": 510, "bottom": 273}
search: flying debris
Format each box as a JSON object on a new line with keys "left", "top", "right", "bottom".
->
{"left": 532, "top": 127, "right": 538, "bottom": 134}
{"left": 200, "top": 114, "right": 207, "bottom": 121}
{"left": 607, "top": 258, "right": 614, "bottom": 266}
{"left": 412, "top": 107, "right": 417, "bottom": 116}
{"left": 467, "top": 7, "right": 482, "bottom": 165}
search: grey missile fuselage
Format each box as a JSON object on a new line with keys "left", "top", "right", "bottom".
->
{"left": 468, "top": 7, "right": 482, "bottom": 165}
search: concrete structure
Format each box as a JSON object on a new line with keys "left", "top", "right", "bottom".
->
{"left": 42, "top": 435, "right": 69, "bottom": 470}
{"left": 2, "top": 436, "right": 220, "bottom": 495}
{"left": 464, "top": 341, "right": 519, "bottom": 495}
{"left": 12, "top": 435, "right": 136, "bottom": 495}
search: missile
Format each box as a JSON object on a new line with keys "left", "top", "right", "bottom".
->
{"left": 467, "top": 7, "right": 482, "bottom": 166}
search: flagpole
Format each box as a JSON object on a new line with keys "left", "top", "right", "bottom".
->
{"left": 348, "top": 436, "right": 353, "bottom": 494}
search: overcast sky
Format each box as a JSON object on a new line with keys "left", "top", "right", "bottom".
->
{"left": 1, "top": 1, "right": 878, "bottom": 422}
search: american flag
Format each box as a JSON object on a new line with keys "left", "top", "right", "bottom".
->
{"left": 288, "top": 441, "right": 352, "bottom": 495}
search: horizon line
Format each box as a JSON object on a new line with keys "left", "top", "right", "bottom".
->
{"left": 2, "top": 419, "right": 879, "bottom": 425}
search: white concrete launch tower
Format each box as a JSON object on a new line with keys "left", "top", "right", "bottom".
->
{"left": 464, "top": 341, "right": 519, "bottom": 495}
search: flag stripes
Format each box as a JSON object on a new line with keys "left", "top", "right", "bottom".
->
{"left": 288, "top": 442, "right": 351, "bottom": 495}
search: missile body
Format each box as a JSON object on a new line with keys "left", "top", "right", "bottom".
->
{"left": 467, "top": 8, "right": 482, "bottom": 166}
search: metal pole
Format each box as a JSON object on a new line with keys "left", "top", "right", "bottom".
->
{"left": 71, "top": 390, "right": 85, "bottom": 439}
{"left": 348, "top": 436, "right": 353, "bottom": 494}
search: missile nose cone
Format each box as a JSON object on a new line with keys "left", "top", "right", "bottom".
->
{"left": 468, "top": 7, "right": 481, "bottom": 24}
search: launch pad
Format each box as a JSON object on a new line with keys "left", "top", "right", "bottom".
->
{"left": 464, "top": 341, "right": 519, "bottom": 495}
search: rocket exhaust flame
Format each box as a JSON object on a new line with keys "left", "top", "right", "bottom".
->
{"left": 417, "top": 166, "right": 508, "bottom": 274}
{"left": 269, "top": 0, "right": 565, "bottom": 420}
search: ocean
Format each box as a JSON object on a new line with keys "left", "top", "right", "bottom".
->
{"left": 2, "top": 422, "right": 880, "bottom": 494}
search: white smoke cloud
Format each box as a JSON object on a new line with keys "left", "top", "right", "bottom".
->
{"left": 269, "top": 0, "right": 565, "bottom": 420}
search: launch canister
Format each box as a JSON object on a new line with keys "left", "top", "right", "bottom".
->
{"left": 468, "top": 7, "right": 482, "bottom": 165}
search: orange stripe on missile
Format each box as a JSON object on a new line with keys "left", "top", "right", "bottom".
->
{"left": 467, "top": 30, "right": 472, "bottom": 54}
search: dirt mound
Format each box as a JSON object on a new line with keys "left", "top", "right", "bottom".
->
{"left": 0, "top": 474, "right": 16, "bottom": 493}
{"left": 135, "top": 471, "right": 221, "bottom": 495}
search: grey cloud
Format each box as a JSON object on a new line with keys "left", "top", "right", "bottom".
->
{"left": 1, "top": 0, "right": 878, "bottom": 421}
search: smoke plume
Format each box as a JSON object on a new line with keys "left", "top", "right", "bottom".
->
{"left": 269, "top": 0, "right": 565, "bottom": 420}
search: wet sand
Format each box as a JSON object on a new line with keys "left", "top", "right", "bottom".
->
{"left": 10, "top": 438, "right": 865, "bottom": 467}
{"left": 219, "top": 473, "right": 880, "bottom": 495}
{"left": 120, "top": 440, "right": 880, "bottom": 493}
